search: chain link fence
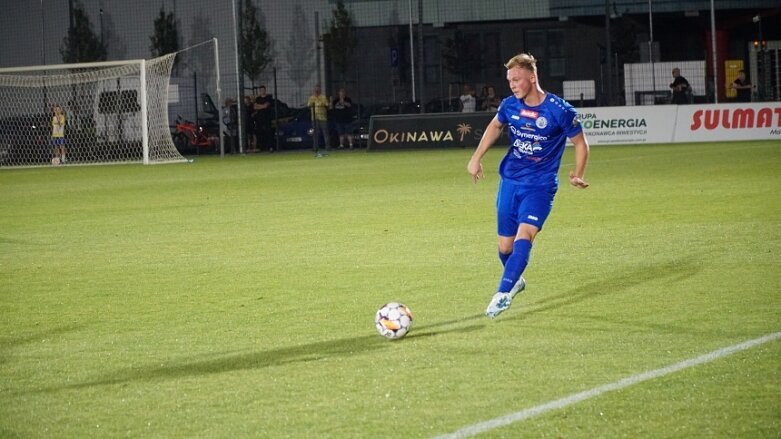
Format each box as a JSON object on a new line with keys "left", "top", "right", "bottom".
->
{"left": 1, "top": 1, "right": 779, "bottom": 152}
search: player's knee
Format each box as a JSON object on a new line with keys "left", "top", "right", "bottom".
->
{"left": 498, "top": 240, "right": 514, "bottom": 255}
{"left": 516, "top": 224, "right": 539, "bottom": 242}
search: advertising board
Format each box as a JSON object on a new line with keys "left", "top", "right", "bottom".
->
{"left": 367, "top": 103, "right": 781, "bottom": 150}
{"left": 674, "top": 103, "right": 781, "bottom": 142}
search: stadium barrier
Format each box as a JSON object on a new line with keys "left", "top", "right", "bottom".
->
{"left": 367, "top": 112, "right": 493, "bottom": 150}
{"left": 673, "top": 102, "right": 781, "bottom": 143}
{"left": 577, "top": 105, "right": 676, "bottom": 145}
{"left": 367, "top": 102, "right": 781, "bottom": 150}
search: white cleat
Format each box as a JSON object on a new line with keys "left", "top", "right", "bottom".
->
{"left": 485, "top": 276, "right": 525, "bottom": 319}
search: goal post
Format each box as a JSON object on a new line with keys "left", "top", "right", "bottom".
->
{"left": 0, "top": 53, "right": 185, "bottom": 167}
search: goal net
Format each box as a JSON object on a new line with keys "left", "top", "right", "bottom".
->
{"left": 0, "top": 54, "right": 185, "bottom": 167}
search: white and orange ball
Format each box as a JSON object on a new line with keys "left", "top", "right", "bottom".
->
{"left": 375, "top": 302, "right": 413, "bottom": 340}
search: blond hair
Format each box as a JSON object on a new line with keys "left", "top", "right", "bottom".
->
{"left": 504, "top": 53, "right": 537, "bottom": 73}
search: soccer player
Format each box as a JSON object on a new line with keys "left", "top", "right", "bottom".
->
{"left": 467, "top": 53, "right": 589, "bottom": 319}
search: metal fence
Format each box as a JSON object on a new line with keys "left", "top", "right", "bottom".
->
{"left": 1, "top": 1, "right": 779, "bottom": 119}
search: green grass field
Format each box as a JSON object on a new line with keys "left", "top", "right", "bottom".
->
{"left": 1, "top": 141, "right": 779, "bottom": 438}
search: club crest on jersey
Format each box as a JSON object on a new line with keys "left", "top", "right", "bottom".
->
{"left": 520, "top": 109, "right": 538, "bottom": 119}
{"left": 535, "top": 116, "right": 548, "bottom": 129}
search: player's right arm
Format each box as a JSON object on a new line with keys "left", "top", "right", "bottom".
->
{"left": 467, "top": 115, "right": 504, "bottom": 184}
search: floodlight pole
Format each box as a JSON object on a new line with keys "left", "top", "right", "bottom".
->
{"left": 604, "top": 0, "right": 613, "bottom": 106}
{"left": 231, "top": 0, "right": 244, "bottom": 154}
{"left": 417, "top": 0, "right": 424, "bottom": 112}
{"left": 40, "top": 0, "right": 47, "bottom": 114}
{"left": 315, "top": 11, "right": 322, "bottom": 89}
{"left": 408, "top": 0, "right": 416, "bottom": 104}
{"left": 648, "top": 0, "right": 656, "bottom": 94}
{"left": 710, "top": 0, "right": 718, "bottom": 103}
{"left": 214, "top": 37, "right": 224, "bottom": 158}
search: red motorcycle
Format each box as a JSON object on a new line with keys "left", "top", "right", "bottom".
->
{"left": 172, "top": 115, "right": 219, "bottom": 153}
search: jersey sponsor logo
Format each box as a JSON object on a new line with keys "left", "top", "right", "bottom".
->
{"left": 509, "top": 125, "right": 547, "bottom": 141}
{"left": 520, "top": 109, "right": 538, "bottom": 119}
{"left": 527, "top": 215, "right": 539, "bottom": 221}
{"left": 535, "top": 116, "right": 548, "bottom": 129}
{"left": 520, "top": 123, "right": 536, "bottom": 131}
{"left": 512, "top": 139, "right": 542, "bottom": 156}
{"left": 511, "top": 115, "right": 520, "bottom": 120}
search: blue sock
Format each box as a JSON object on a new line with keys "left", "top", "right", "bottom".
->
{"left": 498, "top": 250, "right": 511, "bottom": 267}
{"left": 497, "top": 239, "right": 532, "bottom": 292}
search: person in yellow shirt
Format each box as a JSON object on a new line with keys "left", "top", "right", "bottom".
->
{"left": 51, "top": 105, "right": 66, "bottom": 164}
{"left": 307, "top": 84, "right": 331, "bottom": 157}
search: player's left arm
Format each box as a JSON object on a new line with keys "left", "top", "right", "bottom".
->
{"left": 568, "top": 132, "right": 589, "bottom": 189}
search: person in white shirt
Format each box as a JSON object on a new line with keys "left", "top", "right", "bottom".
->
{"left": 460, "top": 84, "right": 476, "bottom": 112}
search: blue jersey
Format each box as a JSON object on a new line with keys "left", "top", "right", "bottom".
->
{"left": 496, "top": 93, "right": 582, "bottom": 188}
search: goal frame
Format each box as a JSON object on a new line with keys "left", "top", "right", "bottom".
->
{"left": 0, "top": 59, "right": 162, "bottom": 165}
{"left": 0, "top": 38, "right": 226, "bottom": 169}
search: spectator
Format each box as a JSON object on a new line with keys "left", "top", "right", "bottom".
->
{"left": 332, "top": 87, "right": 354, "bottom": 149}
{"left": 253, "top": 86, "right": 274, "bottom": 152}
{"left": 478, "top": 85, "right": 489, "bottom": 109}
{"left": 480, "top": 85, "right": 501, "bottom": 112}
{"left": 731, "top": 70, "right": 752, "bottom": 102}
{"left": 669, "top": 68, "right": 691, "bottom": 105}
{"left": 223, "top": 97, "right": 238, "bottom": 153}
{"left": 51, "top": 105, "right": 66, "bottom": 164}
{"left": 307, "top": 84, "right": 331, "bottom": 157}
{"left": 460, "top": 84, "right": 477, "bottom": 112}
{"left": 242, "top": 95, "right": 255, "bottom": 152}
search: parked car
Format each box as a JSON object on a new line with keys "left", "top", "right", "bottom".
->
{"left": 368, "top": 101, "right": 421, "bottom": 115}
{"left": 275, "top": 107, "right": 336, "bottom": 150}
{"left": 425, "top": 97, "right": 462, "bottom": 113}
{"left": 274, "top": 101, "right": 423, "bottom": 150}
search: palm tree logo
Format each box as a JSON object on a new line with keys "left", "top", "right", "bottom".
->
{"left": 456, "top": 123, "right": 472, "bottom": 142}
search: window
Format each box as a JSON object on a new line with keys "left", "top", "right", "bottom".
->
{"left": 482, "top": 32, "right": 502, "bottom": 79}
{"left": 424, "top": 36, "right": 440, "bottom": 84}
{"left": 524, "top": 28, "right": 567, "bottom": 78}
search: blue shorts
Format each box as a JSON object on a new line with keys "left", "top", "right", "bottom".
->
{"left": 52, "top": 138, "right": 65, "bottom": 146}
{"left": 496, "top": 179, "right": 556, "bottom": 237}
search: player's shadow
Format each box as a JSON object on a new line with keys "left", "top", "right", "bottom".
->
{"left": 30, "top": 314, "right": 484, "bottom": 393}
{"left": 504, "top": 258, "right": 701, "bottom": 321}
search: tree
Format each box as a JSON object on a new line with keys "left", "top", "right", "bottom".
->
{"left": 60, "top": 0, "right": 107, "bottom": 63}
{"left": 285, "top": 2, "right": 315, "bottom": 104}
{"left": 240, "top": 0, "right": 273, "bottom": 89}
{"left": 323, "top": 0, "right": 357, "bottom": 84}
{"left": 612, "top": 16, "right": 641, "bottom": 65}
{"left": 187, "top": 9, "right": 216, "bottom": 94}
{"left": 150, "top": 6, "right": 179, "bottom": 57}
{"left": 59, "top": 0, "right": 106, "bottom": 148}
{"left": 442, "top": 31, "right": 482, "bottom": 83}
{"left": 101, "top": 8, "right": 127, "bottom": 60}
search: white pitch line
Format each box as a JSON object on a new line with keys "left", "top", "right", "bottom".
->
{"left": 433, "top": 331, "right": 781, "bottom": 439}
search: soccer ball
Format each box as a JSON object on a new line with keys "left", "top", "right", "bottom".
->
{"left": 375, "top": 302, "right": 413, "bottom": 340}
{"left": 51, "top": 157, "right": 61, "bottom": 166}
